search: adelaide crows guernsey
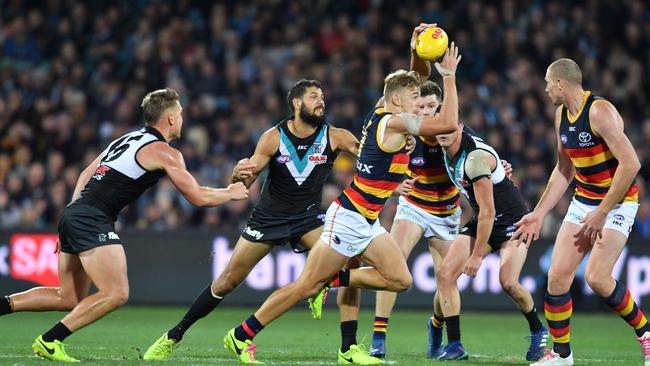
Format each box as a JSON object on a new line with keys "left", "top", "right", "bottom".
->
{"left": 337, "top": 107, "right": 409, "bottom": 222}
{"left": 255, "top": 118, "right": 334, "bottom": 216}
{"left": 559, "top": 91, "right": 638, "bottom": 205}
{"left": 76, "top": 126, "right": 167, "bottom": 220}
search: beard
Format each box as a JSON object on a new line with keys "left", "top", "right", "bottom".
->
{"left": 300, "top": 104, "right": 326, "bottom": 127}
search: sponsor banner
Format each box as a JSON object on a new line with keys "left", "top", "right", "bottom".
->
{"left": 2, "top": 229, "right": 650, "bottom": 309}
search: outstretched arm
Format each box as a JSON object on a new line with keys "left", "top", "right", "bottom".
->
{"left": 410, "top": 23, "right": 434, "bottom": 82}
{"left": 232, "top": 128, "right": 279, "bottom": 188}
{"left": 138, "top": 142, "right": 248, "bottom": 207}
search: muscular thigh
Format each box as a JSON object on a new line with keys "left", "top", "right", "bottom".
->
{"left": 498, "top": 240, "right": 528, "bottom": 280}
{"left": 300, "top": 226, "right": 324, "bottom": 250}
{"left": 360, "top": 233, "right": 410, "bottom": 281}
{"left": 440, "top": 235, "right": 473, "bottom": 277}
{"left": 78, "top": 244, "right": 128, "bottom": 291}
{"left": 220, "top": 236, "right": 274, "bottom": 278}
{"left": 390, "top": 219, "right": 425, "bottom": 258}
{"left": 428, "top": 237, "right": 453, "bottom": 270}
{"left": 58, "top": 252, "right": 92, "bottom": 301}
{"left": 548, "top": 221, "right": 589, "bottom": 282}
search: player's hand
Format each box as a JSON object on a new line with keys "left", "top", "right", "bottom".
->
{"left": 227, "top": 182, "right": 249, "bottom": 200}
{"left": 435, "top": 41, "right": 461, "bottom": 77}
{"left": 405, "top": 135, "right": 417, "bottom": 155}
{"left": 410, "top": 23, "right": 437, "bottom": 51}
{"left": 513, "top": 211, "right": 544, "bottom": 248}
{"left": 396, "top": 176, "right": 419, "bottom": 196}
{"left": 501, "top": 159, "right": 513, "bottom": 179}
{"left": 232, "top": 158, "right": 256, "bottom": 180}
{"left": 575, "top": 208, "right": 607, "bottom": 244}
{"left": 54, "top": 238, "right": 61, "bottom": 254}
{"left": 462, "top": 255, "right": 482, "bottom": 277}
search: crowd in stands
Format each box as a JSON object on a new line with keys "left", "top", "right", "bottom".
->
{"left": 2, "top": 0, "right": 650, "bottom": 239}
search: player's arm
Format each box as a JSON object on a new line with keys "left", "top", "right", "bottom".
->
{"left": 330, "top": 126, "right": 360, "bottom": 157}
{"left": 232, "top": 128, "right": 279, "bottom": 188}
{"left": 464, "top": 150, "right": 496, "bottom": 277}
{"left": 69, "top": 151, "right": 106, "bottom": 203}
{"left": 409, "top": 23, "right": 433, "bottom": 82}
{"left": 589, "top": 100, "right": 640, "bottom": 213}
{"left": 138, "top": 142, "right": 248, "bottom": 207}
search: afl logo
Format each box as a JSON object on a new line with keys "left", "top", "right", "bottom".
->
{"left": 276, "top": 155, "right": 292, "bottom": 164}
{"left": 613, "top": 214, "right": 625, "bottom": 221}
{"left": 578, "top": 132, "right": 592, "bottom": 143}
{"left": 411, "top": 157, "right": 425, "bottom": 166}
{"left": 560, "top": 134, "right": 568, "bottom": 144}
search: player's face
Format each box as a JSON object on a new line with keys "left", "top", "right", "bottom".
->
{"left": 399, "top": 86, "right": 421, "bottom": 114}
{"left": 416, "top": 94, "right": 440, "bottom": 117}
{"left": 544, "top": 70, "right": 562, "bottom": 106}
{"left": 170, "top": 101, "right": 183, "bottom": 139}
{"left": 299, "top": 87, "right": 326, "bottom": 127}
{"left": 436, "top": 123, "right": 463, "bottom": 149}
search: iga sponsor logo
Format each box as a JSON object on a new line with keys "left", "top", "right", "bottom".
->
{"left": 10, "top": 234, "right": 59, "bottom": 287}
{"left": 276, "top": 155, "right": 292, "bottom": 164}
{"left": 410, "top": 157, "right": 425, "bottom": 166}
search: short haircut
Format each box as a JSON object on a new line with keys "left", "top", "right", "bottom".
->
{"left": 141, "top": 88, "right": 180, "bottom": 125}
{"left": 383, "top": 70, "right": 420, "bottom": 97}
{"left": 420, "top": 80, "right": 442, "bottom": 100}
{"left": 287, "top": 79, "right": 322, "bottom": 111}
{"left": 548, "top": 58, "right": 582, "bottom": 86}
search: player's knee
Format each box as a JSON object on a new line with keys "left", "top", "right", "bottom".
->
{"left": 499, "top": 277, "right": 519, "bottom": 295}
{"left": 547, "top": 271, "right": 571, "bottom": 294}
{"left": 437, "top": 266, "right": 455, "bottom": 289}
{"left": 107, "top": 288, "right": 129, "bottom": 309}
{"left": 585, "top": 268, "right": 609, "bottom": 295}
{"left": 390, "top": 272, "right": 412, "bottom": 292}
{"left": 213, "top": 273, "right": 240, "bottom": 295}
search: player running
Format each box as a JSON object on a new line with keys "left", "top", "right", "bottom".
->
{"left": 514, "top": 58, "right": 649, "bottom": 366}
{"left": 221, "top": 43, "right": 462, "bottom": 364}
{"left": 0, "top": 88, "right": 248, "bottom": 362}
{"left": 143, "top": 79, "right": 398, "bottom": 365}
{"left": 433, "top": 122, "right": 547, "bottom": 361}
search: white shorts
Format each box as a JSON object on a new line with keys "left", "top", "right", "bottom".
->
{"left": 563, "top": 198, "right": 638, "bottom": 238}
{"left": 321, "top": 202, "right": 387, "bottom": 258}
{"left": 393, "top": 196, "right": 461, "bottom": 241}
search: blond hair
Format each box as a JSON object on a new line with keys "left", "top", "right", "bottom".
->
{"left": 548, "top": 58, "right": 582, "bottom": 86}
{"left": 383, "top": 70, "right": 420, "bottom": 97}
{"left": 141, "top": 88, "right": 180, "bottom": 125}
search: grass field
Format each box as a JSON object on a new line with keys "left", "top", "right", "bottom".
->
{"left": 0, "top": 306, "right": 643, "bottom": 365}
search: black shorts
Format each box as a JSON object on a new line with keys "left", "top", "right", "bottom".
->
{"left": 461, "top": 215, "right": 524, "bottom": 251}
{"left": 241, "top": 208, "right": 325, "bottom": 249}
{"left": 58, "top": 203, "right": 122, "bottom": 254}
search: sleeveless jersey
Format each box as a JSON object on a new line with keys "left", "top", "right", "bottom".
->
{"left": 256, "top": 118, "right": 335, "bottom": 216}
{"left": 558, "top": 91, "right": 638, "bottom": 205}
{"left": 337, "top": 107, "right": 409, "bottom": 222}
{"left": 405, "top": 136, "right": 461, "bottom": 217}
{"left": 444, "top": 132, "right": 524, "bottom": 215}
{"left": 76, "top": 126, "right": 166, "bottom": 220}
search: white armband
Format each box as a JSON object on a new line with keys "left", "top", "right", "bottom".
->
{"left": 399, "top": 113, "right": 422, "bottom": 135}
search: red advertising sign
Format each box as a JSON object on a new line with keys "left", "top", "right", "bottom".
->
{"left": 10, "top": 234, "right": 59, "bottom": 287}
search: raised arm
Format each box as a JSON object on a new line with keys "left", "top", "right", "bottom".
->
{"left": 232, "top": 128, "right": 279, "bottom": 188}
{"left": 138, "top": 142, "right": 248, "bottom": 207}
{"left": 410, "top": 23, "right": 434, "bottom": 82}
{"left": 329, "top": 126, "right": 360, "bottom": 156}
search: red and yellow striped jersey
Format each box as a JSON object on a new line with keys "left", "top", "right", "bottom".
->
{"left": 559, "top": 91, "right": 638, "bottom": 205}
{"left": 404, "top": 136, "right": 460, "bottom": 216}
{"left": 336, "top": 108, "right": 409, "bottom": 221}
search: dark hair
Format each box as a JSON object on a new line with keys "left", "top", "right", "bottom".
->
{"left": 420, "top": 81, "right": 442, "bottom": 100}
{"left": 141, "top": 88, "right": 180, "bottom": 125}
{"left": 287, "top": 79, "right": 322, "bottom": 111}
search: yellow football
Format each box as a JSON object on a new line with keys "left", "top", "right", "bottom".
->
{"left": 415, "top": 27, "right": 449, "bottom": 61}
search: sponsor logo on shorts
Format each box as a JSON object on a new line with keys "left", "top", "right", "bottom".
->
{"left": 566, "top": 211, "right": 584, "bottom": 222}
{"left": 506, "top": 225, "right": 517, "bottom": 232}
{"left": 613, "top": 214, "right": 625, "bottom": 221}
{"left": 410, "top": 157, "right": 425, "bottom": 166}
{"left": 276, "top": 155, "right": 292, "bottom": 164}
{"left": 108, "top": 232, "right": 119, "bottom": 240}
{"left": 244, "top": 226, "right": 264, "bottom": 240}
{"left": 333, "top": 235, "right": 341, "bottom": 245}
{"left": 612, "top": 221, "right": 624, "bottom": 227}
{"left": 317, "top": 213, "right": 325, "bottom": 222}
{"left": 98, "top": 233, "right": 107, "bottom": 242}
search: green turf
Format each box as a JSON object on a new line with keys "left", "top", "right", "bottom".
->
{"left": 0, "top": 306, "right": 642, "bottom": 365}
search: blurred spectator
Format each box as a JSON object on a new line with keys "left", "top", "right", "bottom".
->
{"left": 1, "top": 1, "right": 649, "bottom": 236}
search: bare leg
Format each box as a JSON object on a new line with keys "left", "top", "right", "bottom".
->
{"left": 349, "top": 233, "right": 413, "bottom": 292}
{"left": 428, "top": 237, "right": 452, "bottom": 319}
{"left": 437, "top": 235, "right": 473, "bottom": 318}
{"left": 498, "top": 240, "right": 535, "bottom": 312}
{"left": 211, "top": 236, "right": 274, "bottom": 296}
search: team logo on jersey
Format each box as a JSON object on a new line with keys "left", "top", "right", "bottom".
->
{"left": 276, "top": 155, "right": 292, "bottom": 164}
{"left": 410, "top": 157, "right": 425, "bottom": 166}
{"left": 578, "top": 132, "right": 592, "bottom": 143}
{"left": 308, "top": 155, "right": 328, "bottom": 164}
{"left": 92, "top": 165, "right": 111, "bottom": 180}
{"left": 311, "top": 144, "right": 324, "bottom": 154}
{"left": 560, "top": 134, "right": 568, "bottom": 144}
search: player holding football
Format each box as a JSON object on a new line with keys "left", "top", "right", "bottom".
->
{"left": 0, "top": 88, "right": 249, "bottom": 362}
{"left": 221, "top": 42, "right": 462, "bottom": 363}
{"left": 514, "top": 58, "right": 650, "bottom": 366}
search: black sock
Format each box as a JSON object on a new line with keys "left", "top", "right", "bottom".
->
{"left": 523, "top": 307, "right": 543, "bottom": 332}
{"left": 445, "top": 315, "right": 461, "bottom": 343}
{"left": 234, "top": 315, "right": 264, "bottom": 341}
{"left": 554, "top": 342, "right": 571, "bottom": 358}
{"left": 0, "top": 296, "right": 11, "bottom": 316}
{"left": 42, "top": 322, "right": 72, "bottom": 342}
{"left": 168, "top": 285, "right": 223, "bottom": 341}
{"left": 340, "top": 320, "right": 358, "bottom": 352}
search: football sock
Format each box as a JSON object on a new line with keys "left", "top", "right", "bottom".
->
{"left": 340, "top": 320, "right": 358, "bottom": 352}
{"left": 329, "top": 270, "right": 350, "bottom": 288}
{"left": 432, "top": 314, "right": 444, "bottom": 329}
{"left": 603, "top": 280, "right": 650, "bottom": 337}
{"left": 445, "top": 315, "right": 461, "bottom": 343}
{"left": 544, "top": 292, "right": 572, "bottom": 358}
{"left": 0, "top": 296, "right": 11, "bottom": 316}
{"left": 522, "top": 306, "right": 544, "bottom": 332}
{"left": 372, "top": 317, "right": 388, "bottom": 341}
{"left": 234, "top": 315, "right": 264, "bottom": 342}
{"left": 168, "top": 284, "right": 223, "bottom": 341}
{"left": 42, "top": 322, "right": 72, "bottom": 342}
